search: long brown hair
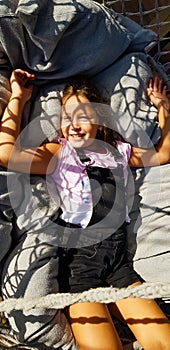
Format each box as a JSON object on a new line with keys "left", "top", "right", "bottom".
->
{"left": 61, "top": 78, "right": 124, "bottom": 149}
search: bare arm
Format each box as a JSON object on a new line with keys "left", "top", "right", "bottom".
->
{"left": 0, "top": 69, "right": 60, "bottom": 174}
{"left": 129, "top": 77, "right": 170, "bottom": 167}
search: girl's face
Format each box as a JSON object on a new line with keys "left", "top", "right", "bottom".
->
{"left": 61, "top": 94, "right": 99, "bottom": 149}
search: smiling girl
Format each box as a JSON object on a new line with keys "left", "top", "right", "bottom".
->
{"left": 0, "top": 69, "right": 170, "bottom": 350}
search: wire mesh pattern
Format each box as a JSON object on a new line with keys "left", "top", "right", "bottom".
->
{"left": 0, "top": 1, "right": 170, "bottom": 348}
{"left": 101, "top": 0, "right": 170, "bottom": 79}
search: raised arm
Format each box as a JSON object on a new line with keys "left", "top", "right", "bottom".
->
{"left": 129, "top": 76, "right": 170, "bottom": 167}
{"left": 0, "top": 69, "right": 60, "bottom": 174}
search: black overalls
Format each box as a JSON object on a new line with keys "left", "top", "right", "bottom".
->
{"left": 57, "top": 150, "right": 139, "bottom": 293}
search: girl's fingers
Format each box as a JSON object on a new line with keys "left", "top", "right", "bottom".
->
{"left": 148, "top": 77, "right": 167, "bottom": 96}
{"left": 146, "top": 87, "right": 152, "bottom": 97}
{"left": 12, "top": 69, "right": 35, "bottom": 81}
{"left": 148, "top": 78, "right": 153, "bottom": 89}
{"left": 11, "top": 71, "right": 35, "bottom": 89}
{"left": 158, "top": 79, "right": 163, "bottom": 92}
{"left": 24, "top": 71, "right": 35, "bottom": 80}
{"left": 163, "top": 85, "right": 167, "bottom": 95}
{"left": 153, "top": 76, "right": 158, "bottom": 91}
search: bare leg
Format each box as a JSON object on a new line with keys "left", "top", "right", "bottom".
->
{"left": 68, "top": 302, "right": 123, "bottom": 350}
{"left": 110, "top": 283, "right": 170, "bottom": 350}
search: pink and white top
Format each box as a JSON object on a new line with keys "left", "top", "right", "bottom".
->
{"left": 52, "top": 138, "right": 131, "bottom": 228}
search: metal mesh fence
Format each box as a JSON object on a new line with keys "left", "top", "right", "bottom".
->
{"left": 99, "top": 0, "right": 170, "bottom": 79}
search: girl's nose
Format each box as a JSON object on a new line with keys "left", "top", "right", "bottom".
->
{"left": 71, "top": 117, "right": 81, "bottom": 130}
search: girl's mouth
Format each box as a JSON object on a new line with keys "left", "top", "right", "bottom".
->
{"left": 69, "top": 133, "right": 85, "bottom": 140}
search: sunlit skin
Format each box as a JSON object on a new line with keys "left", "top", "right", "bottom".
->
{"left": 61, "top": 95, "right": 100, "bottom": 151}
{"left": 0, "top": 69, "right": 170, "bottom": 350}
{"left": 0, "top": 69, "right": 169, "bottom": 174}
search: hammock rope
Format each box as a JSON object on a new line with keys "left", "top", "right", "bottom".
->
{"left": 0, "top": 282, "right": 170, "bottom": 314}
{"left": 0, "top": 1, "right": 170, "bottom": 348}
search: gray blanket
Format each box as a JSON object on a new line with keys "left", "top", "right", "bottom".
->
{"left": 0, "top": 0, "right": 169, "bottom": 291}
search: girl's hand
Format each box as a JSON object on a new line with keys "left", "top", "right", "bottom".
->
{"left": 147, "top": 76, "right": 169, "bottom": 110}
{"left": 10, "top": 69, "right": 35, "bottom": 103}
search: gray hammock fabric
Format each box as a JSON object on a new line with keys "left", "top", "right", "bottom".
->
{"left": 0, "top": 1, "right": 169, "bottom": 349}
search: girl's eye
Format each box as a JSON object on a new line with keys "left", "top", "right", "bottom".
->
{"left": 78, "top": 115, "right": 91, "bottom": 122}
{"left": 63, "top": 115, "right": 71, "bottom": 122}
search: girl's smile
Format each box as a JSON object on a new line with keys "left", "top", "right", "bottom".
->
{"left": 61, "top": 94, "right": 99, "bottom": 149}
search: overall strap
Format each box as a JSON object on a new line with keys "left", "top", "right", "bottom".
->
{"left": 75, "top": 148, "right": 91, "bottom": 163}
{"left": 75, "top": 148, "right": 126, "bottom": 227}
